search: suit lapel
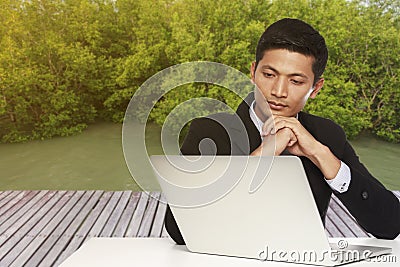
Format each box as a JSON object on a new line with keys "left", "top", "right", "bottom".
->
{"left": 227, "top": 92, "right": 261, "bottom": 155}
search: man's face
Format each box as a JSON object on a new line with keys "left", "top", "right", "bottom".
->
{"left": 251, "top": 49, "right": 324, "bottom": 119}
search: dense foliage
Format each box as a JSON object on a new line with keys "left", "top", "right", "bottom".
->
{"left": 1, "top": 0, "right": 399, "bottom": 142}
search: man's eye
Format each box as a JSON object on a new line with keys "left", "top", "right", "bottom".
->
{"left": 291, "top": 79, "right": 304, "bottom": 85}
{"left": 263, "top": 72, "right": 274, "bottom": 77}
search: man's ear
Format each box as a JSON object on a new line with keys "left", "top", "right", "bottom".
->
{"left": 309, "top": 78, "right": 324, "bottom": 99}
{"left": 250, "top": 61, "right": 256, "bottom": 83}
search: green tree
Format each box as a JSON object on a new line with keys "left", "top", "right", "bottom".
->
{"left": 0, "top": 0, "right": 398, "bottom": 142}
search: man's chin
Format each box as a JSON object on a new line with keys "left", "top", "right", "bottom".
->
{"left": 271, "top": 111, "right": 296, "bottom": 118}
{"left": 271, "top": 110, "right": 286, "bottom": 117}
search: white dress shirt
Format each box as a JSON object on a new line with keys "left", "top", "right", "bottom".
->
{"left": 249, "top": 100, "right": 351, "bottom": 193}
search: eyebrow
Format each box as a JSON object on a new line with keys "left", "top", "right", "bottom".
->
{"left": 260, "top": 65, "right": 309, "bottom": 80}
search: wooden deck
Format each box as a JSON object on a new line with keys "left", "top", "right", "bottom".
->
{"left": 0, "top": 190, "right": 398, "bottom": 267}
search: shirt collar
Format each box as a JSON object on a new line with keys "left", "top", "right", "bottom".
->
{"left": 249, "top": 100, "right": 264, "bottom": 134}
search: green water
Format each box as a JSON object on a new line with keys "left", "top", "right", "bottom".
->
{"left": 0, "top": 122, "right": 136, "bottom": 191}
{"left": 0, "top": 122, "right": 399, "bottom": 190}
{"left": 348, "top": 134, "right": 399, "bottom": 190}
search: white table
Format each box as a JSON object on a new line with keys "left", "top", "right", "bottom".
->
{"left": 59, "top": 237, "right": 400, "bottom": 267}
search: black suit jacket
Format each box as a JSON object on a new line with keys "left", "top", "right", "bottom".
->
{"left": 165, "top": 93, "right": 400, "bottom": 244}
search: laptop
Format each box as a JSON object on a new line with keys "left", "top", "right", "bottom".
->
{"left": 150, "top": 155, "right": 392, "bottom": 266}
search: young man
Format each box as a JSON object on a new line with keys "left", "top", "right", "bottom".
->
{"left": 165, "top": 18, "right": 400, "bottom": 244}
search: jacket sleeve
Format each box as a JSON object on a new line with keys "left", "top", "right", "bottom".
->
{"left": 335, "top": 141, "right": 400, "bottom": 239}
{"left": 165, "top": 205, "right": 185, "bottom": 245}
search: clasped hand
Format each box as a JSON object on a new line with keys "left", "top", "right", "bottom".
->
{"left": 251, "top": 116, "right": 322, "bottom": 157}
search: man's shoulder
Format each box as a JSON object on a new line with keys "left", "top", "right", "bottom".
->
{"left": 299, "top": 111, "right": 347, "bottom": 142}
{"left": 299, "top": 111, "right": 344, "bottom": 130}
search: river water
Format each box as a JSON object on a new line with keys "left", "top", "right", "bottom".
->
{"left": 0, "top": 122, "right": 398, "bottom": 190}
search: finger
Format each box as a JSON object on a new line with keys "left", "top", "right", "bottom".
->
{"left": 272, "top": 118, "right": 300, "bottom": 135}
{"left": 261, "top": 116, "right": 275, "bottom": 136}
{"left": 274, "top": 128, "right": 295, "bottom": 155}
{"left": 286, "top": 128, "right": 298, "bottom": 146}
{"left": 287, "top": 136, "right": 297, "bottom": 147}
{"left": 271, "top": 119, "right": 291, "bottom": 134}
{"left": 273, "top": 132, "right": 289, "bottom": 155}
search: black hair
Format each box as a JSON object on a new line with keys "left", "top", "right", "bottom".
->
{"left": 255, "top": 18, "right": 328, "bottom": 85}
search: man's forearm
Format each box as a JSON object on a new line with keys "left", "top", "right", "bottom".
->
{"left": 307, "top": 143, "right": 341, "bottom": 180}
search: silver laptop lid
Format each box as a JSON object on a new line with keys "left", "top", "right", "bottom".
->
{"left": 151, "top": 155, "right": 391, "bottom": 266}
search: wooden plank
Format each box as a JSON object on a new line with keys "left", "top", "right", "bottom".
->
{"left": 100, "top": 191, "right": 131, "bottom": 237}
{"left": 150, "top": 193, "right": 167, "bottom": 237}
{"left": 0, "top": 191, "right": 12, "bottom": 202}
{"left": 330, "top": 194, "right": 350, "bottom": 214}
{"left": 325, "top": 220, "right": 333, "bottom": 238}
{"left": 0, "top": 191, "right": 51, "bottom": 245}
{"left": 25, "top": 191, "right": 94, "bottom": 267}
{"left": 11, "top": 191, "right": 85, "bottom": 267}
{"left": 0, "top": 191, "right": 9, "bottom": 198}
{"left": 125, "top": 192, "right": 149, "bottom": 237}
{"left": 54, "top": 191, "right": 112, "bottom": 266}
{"left": 1, "top": 191, "right": 69, "bottom": 266}
{"left": 112, "top": 192, "right": 141, "bottom": 237}
{"left": 325, "top": 213, "right": 343, "bottom": 240}
{"left": 41, "top": 191, "right": 103, "bottom": 267}
{"left": 137, "top": 192, "right": 161, "bottom": 237}
{"left": 0, "top": 189, "right": 394, "bottom": 266}
{"left": 0, "top": 191, "right": 24, "bottom": 215}
{"left": 0, "top": 191, "right": 16, "bottom": 209}
{"left": 84, "top": 191, "right": 123, "bottom": 241}
{"left": 70, "top": 191, "right": 112, "bottom": 238}
{"left": 329, "top": 197, "right": 369, "bottom": 237}
{"left": 0, "top": 191, "right": 48, "bottom": 230}
{"left": 0, "top": 191, "right": 68, "bottom": 264}
{"left": 330, "top": 195, "right": 358, "bottom": 222}
{"left": 0, "top": 191, "right": 39, "bottom": 225}
{"left": 326, "top": 202, "right": 356, "bottom": 238}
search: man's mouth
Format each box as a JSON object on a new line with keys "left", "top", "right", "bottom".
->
{"left": 268, "top": 101, "right": 287, "bottom": 110}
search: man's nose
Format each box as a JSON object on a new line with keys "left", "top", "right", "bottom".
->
{"left": 271, "top": 78, "right": 288, "bottom": 98}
